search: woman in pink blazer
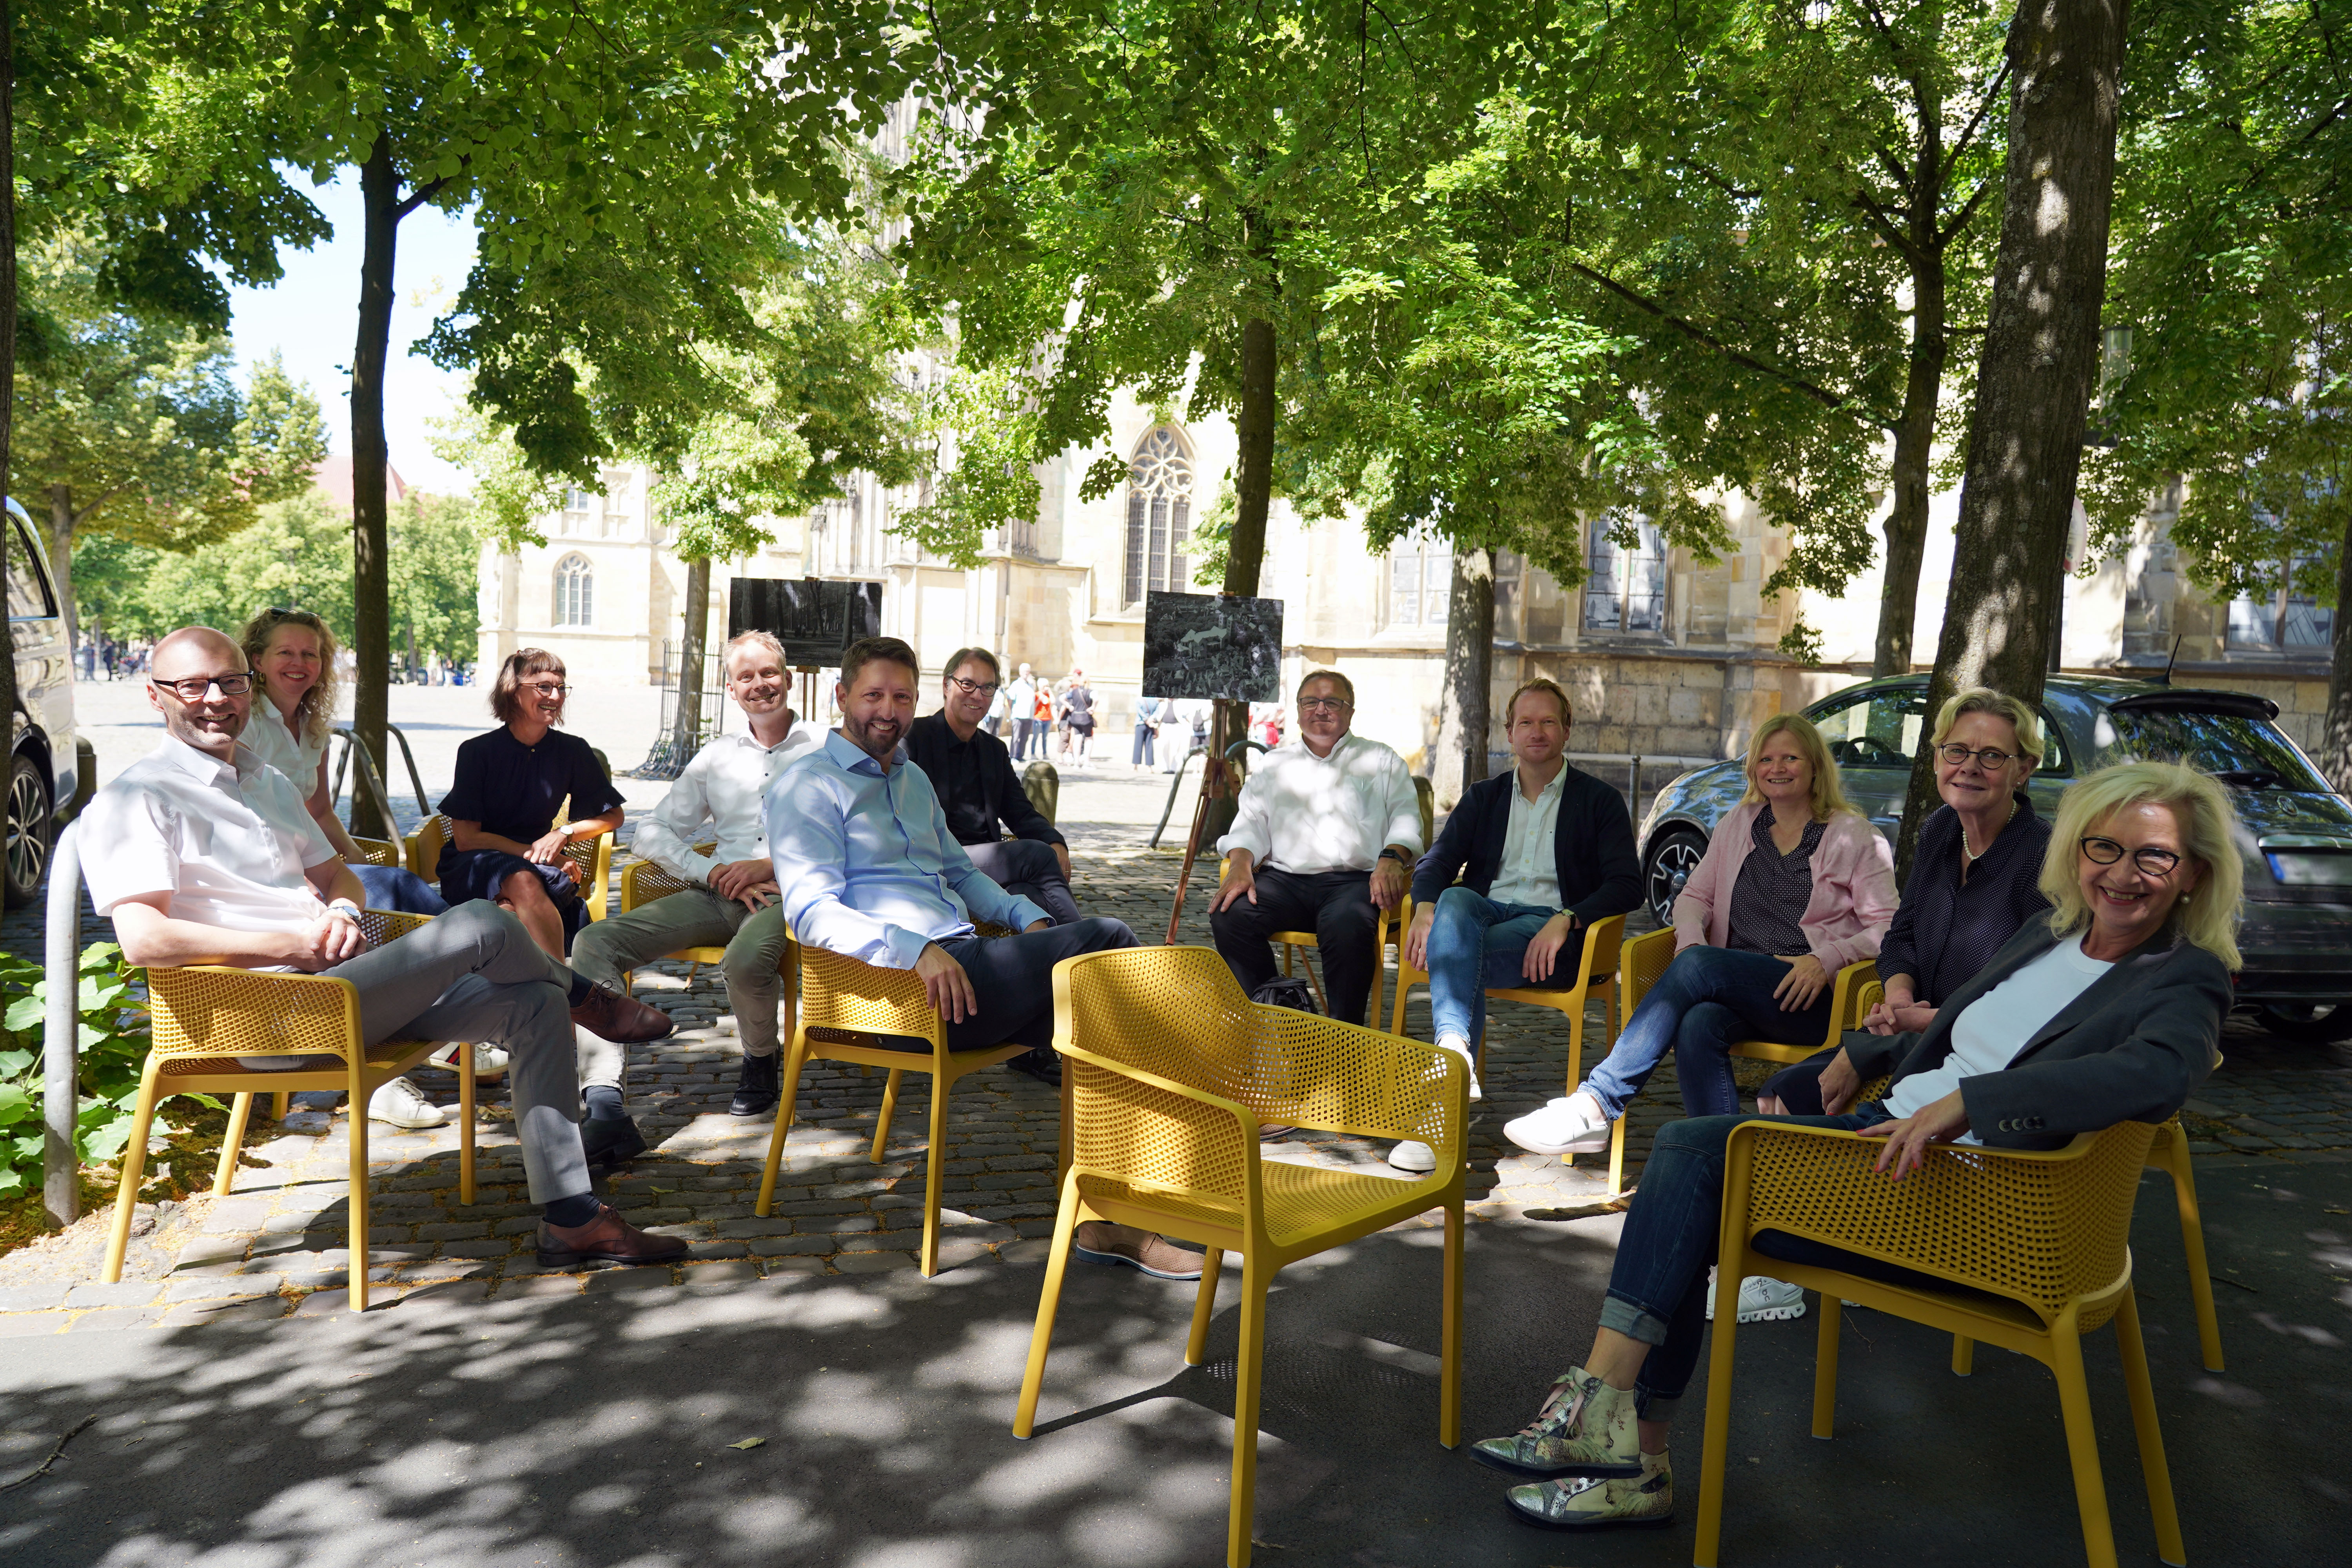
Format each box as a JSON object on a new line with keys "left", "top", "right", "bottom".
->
{"left": 1503, "top": 713, "right": 1897, "bottom": 1159}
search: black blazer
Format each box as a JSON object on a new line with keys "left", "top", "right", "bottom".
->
{"left": 1844, "top": 912, "right": 2229, "bottom": 1151}
{"left": 903, "top": 713, "right": 1065, "bottom": 848}
{"left": 1409, "top": 764, "right": 1643, "bottom": 927}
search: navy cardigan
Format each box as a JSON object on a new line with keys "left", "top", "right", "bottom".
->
{"left": 1409, "top": 764, "right": 1644, "bottom": 926}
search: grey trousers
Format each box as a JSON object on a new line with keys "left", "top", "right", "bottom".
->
{"left": 325, "top": 900, "right": 590, "bottom": 1205}
{"left": 569, "top": 891, "right": 792, "bottom": 1087}
{"left": 962, "top": 838, "right": 1084, "bottom": 927}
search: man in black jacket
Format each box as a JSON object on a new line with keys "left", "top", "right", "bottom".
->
{"left": 1392, "top": 679, "right": 1642, "bottom": 1172}
{"left": 905, "top": 646, "right": 1083, "bottom": 926}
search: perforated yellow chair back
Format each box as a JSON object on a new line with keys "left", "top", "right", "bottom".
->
{"left": 1017, "top": 945, "right": 1468, "bottom": 1568}
{"left": 406, "top": 814, "right": 451, "bottom": 880}
{"left": 348, "top": 835, "right": 401, "bottom": 869}
{"left": 616, "top": 842, "right": 754, "bottom": 996}
{"left": 1697, "top": 1118, "right": 2180, "bottom": 1568}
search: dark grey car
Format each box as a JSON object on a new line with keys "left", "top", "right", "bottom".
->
{"left": 6, "top": 495, "right": 82, "bottom": 907}
{"left": 1633, "top": 673, "right": 2352, "bottom": 1042}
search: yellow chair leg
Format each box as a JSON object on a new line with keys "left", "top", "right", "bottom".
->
{"left": 1014, "top": 1181, "right": 1086, "bottom": 1438}
{"left": 1226, "top": 1260, "right": 1270, "bottom": 1568}
{"left": 1300, "top": 953, "right": 1328, "bottom": 1014}
{"left": 756, "top": 1037, "right": 812, "bottom": 1216}
{"left": 2049, "top": 1325, "right": 2121, "bottom": 1568}
{"left": 1388, "top": 969, "right": 1417, "bottom": 1037}
{"left": 1607, "top": 1114, "right": 1628, "bottom": 1197}
{"left": 1811, "top": 1294, "right": 1841, "bottom": 1438}
{"left": 873, "top": 1068, "right": 904, "bottom": 1163}
{"left": 103, "top": 1058, "right": 165, "bottom": 1284}
{"left": 1440, "top": 1196, "right": 1463, "bottom": 1448}
{"left": 1952, "top": 1334, "right": 1976, "bottom": 1377}
{"left": 1693, "top": 1253, "right": 1746, "bottom": 1568}
{"left": 919, "top": 1069, "right": 950, "bottom": 1276}
{"left": 214, "top": 1093, "right": 254, "bottom": 1195}
{"left": 458, "top": 1046, "right": 476, "bottom": 1205}
{"left": 2159, "top": 1130, "right": 2224, "bottom": 1371}
{"left": 2113, "top": 1289, "right": 2187, "bottom": 1566}
{"left": 1186, "top": 1247, "right": 1225, "bottom": 1365}
{"left": 273, "top": 1091, "right": 291, "bottom": 1122}
{"left": 348, "top": 1062, "right": 371, "bottom": 1312}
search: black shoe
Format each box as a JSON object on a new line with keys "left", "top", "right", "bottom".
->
{"left": 581, "top": 1114, "right": 647, "bottom": 1171}
{"left": 1007, "top": 1046, "right": 1062, "bottom": 1089}
{"left": 730, "top": 1053, "right": 781, "bottom": 1118}
{"left": 570, "top": 984, "right": 675, "bottom": 1043}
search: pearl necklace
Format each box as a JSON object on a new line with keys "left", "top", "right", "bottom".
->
{"left": 1960, "top": 798, "right": 2017, "bottom": 864}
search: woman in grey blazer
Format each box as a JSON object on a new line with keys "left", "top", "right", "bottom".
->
{"left": 1468, "top": 759, "right": 2245, "bottom": 1533}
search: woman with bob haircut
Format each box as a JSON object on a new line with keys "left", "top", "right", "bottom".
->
{"left": 1760, "top": 687, "right": 2055, "bottom": 1114}
{"left": 435, "top": 648, "right": 626, "bottom": 957}
{"left": 1472, "top": 759, "right": 2240, "bottom": 1532}
{"left": 1504, "top": 712, "right": 1897, "bottom": 1152}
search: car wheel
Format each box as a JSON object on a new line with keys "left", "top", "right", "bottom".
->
{"left": 5, "top": 751, "right": 53, "bottom": 909}
{"left": 2254, "top": 1002, "right": 2352, "bottom": 1044}
{"left": 1643, "top": 828, "right": 1707, "bottom": 927}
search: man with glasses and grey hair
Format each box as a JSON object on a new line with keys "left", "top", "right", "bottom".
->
{"left": 1209, "top": 669, "right": 1422, "bottom": 1027}
{"left": 80, "top": 626, "right": 684, "bottom": 1268}
{"left": 906, "top": 646, "right": 1083, "bottom": 927}
{"left": 570, "top": 630, "right": 824, "bottom": 1129}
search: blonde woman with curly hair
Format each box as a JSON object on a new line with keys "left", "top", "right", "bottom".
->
{"left": 1472, "top": 758, "right": 2239, "bottom": 1532}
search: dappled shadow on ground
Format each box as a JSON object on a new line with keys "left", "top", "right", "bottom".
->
{"left": 3, "top": 1161, "right": 2346, "bottom": 1567}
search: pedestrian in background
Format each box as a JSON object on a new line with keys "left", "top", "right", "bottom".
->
{"left": 1063, "top": 668, "right": 1096, "bottom": 767}
{"left": 1133, "top": 693, "right": 1162, "bottom": 769}
{"left": 1007, "top": 664, "right": 1039, "bottom": 760}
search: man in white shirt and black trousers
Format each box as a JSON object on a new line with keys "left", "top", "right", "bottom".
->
{"left": 569, "top": 630, "right": 824, "bottom": 1142}
{"left": 80, "top": 627, "right": 684, "bottom": 1268}
{"left": 1209, "top": 669, "right": 1423, "bottom": 1028}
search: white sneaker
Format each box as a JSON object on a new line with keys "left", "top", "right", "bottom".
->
{"left": 1504, "top": 1094, "right": 1610, "bottom": 1156}
{"left": 1434, "top": 1035, "right": 1483, "bottom": 1102}
{"left": 1388, "top": 1140, "right": 1438, "bottom": 1174}
{"left": 426, "top": 1042, "right": 509, "bottom": 1080}
{"left": 1705, "top": 1272, "right": 1806, "bottom": 1323}
{"left": 368, "top": 1077, "right": 448, "bottom": 1130}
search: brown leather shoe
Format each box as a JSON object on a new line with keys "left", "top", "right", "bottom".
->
{"left": 535, "top": 1203, "right": 689, "bottom": 1267}
{"left": 1073, "top": 1220, "right": 1204, "bottom": 1280}
{"left": 570, "top": 983, "right": 675, "bottom": 1043}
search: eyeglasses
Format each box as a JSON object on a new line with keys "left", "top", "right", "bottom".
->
{"left": 1299, "top": 697, "right": 1353, "bottom": 714}
{"left": 522, "top": 681, "right": 570, "bottom": 696}
{"left": 151, "top": 673, "right": 254, "bottom": 700}
{"left": 1937, "top": 743, "right": 2020, "bottom": 769}
{"left": 948, "top": 676, "right": 1002, "bottom": 698}
{"left": 2080, "top": 835, "right": 2183, "bottom": 877}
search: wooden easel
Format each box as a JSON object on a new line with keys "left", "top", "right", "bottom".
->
{"left": 1163, "top": 698, "right": 1243, "bottom": 945}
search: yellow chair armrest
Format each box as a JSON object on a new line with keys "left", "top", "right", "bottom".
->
{"left": 1725, "top": 1118, "right": 2156, "bottom": 1314}
{"left": 797, "top": 943, "right": 940, "bottom": 1040}
{"left": 147, "top": 965, "right": 363, "bottom": 1059}
{"left": 349, "top": 836, "right": 401, "bottom": 869}
{"left": 1060, "top": 1042, "right": 1260, "bottom": 1214}
{"left": 1621, "top": 926, "right": 1679, "bottom": 1012}
{"left": 1827, "top": 959, "right": 1879, "bottom": 1036}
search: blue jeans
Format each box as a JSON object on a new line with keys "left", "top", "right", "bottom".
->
{"left": 1600, "top": 1108, "right": 1892, "bottom": 1416}
{"left": 1580, "top": 946, "right": 1833, "bottom": 1121}
{"left": 355, "top": 863, "right": 449, "bottom": 915}
{"left": 1424, "top": 886, "right": 1574, "bottom": 1045}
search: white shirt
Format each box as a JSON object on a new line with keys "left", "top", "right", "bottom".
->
{"left": 1217, "top": 731, "right": 1423, "bottom": 875}
{"left": 80, "top": 734, "right": 338, "bottom": 933}
{"left": 1886, "top": 933, "right": 2113, "bottom": 1141}
{"left": 241, "top": 703, "right": 329, "bottom": 797}
{"left": 1006, "top": 677, "right": 1036, "bottom": 717}
{"left": 1489, "top": 764, "right": 1568, "bottom": 909}
{"left": 634, "top": 719, "right": 826, "bottom": 883}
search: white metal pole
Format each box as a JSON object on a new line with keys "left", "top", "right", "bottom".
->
{"left": 44, "top": 819, "right": 83, "bottom": 1227}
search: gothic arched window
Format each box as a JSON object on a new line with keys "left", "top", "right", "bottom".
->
{"left": 552, "top": 554, "right": 594, "bottom": 628}
{"left": 1123, "top": 426, "right": 1194, "bottom": 608}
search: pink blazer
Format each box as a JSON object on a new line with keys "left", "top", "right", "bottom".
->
{"left": 1672, "top": 802, "right": 1898, "bottom": 973}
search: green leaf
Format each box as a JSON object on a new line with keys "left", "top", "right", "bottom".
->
{"left": 0, "top": 1084, "right": 31, "bottom": 1125}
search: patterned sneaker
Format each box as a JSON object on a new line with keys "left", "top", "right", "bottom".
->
{"left": 1506, "top": 1449, "right": 1675, "bottom": 1530}
{"left": 1468, "top": 1367, "right": 1641, "bottom": 1477}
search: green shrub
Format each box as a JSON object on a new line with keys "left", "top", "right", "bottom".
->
{"left": 0, "top": 942, "right": 175, "bottom": 1196}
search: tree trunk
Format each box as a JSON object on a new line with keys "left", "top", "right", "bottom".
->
{"left": 46, "top": 485, "right": 76, "bottom": 657}
{"left": 1227, "top": 315, "right": 1276, "bottom": 601}
{"left": 348, "top": 133, "right": 401, "bottom": 834}
{"left": 1433, "top": 547, "right": 1496, "bottom": 810}
{"left": 1874, "top": 251, "right": 1947, "bottom": 678}
{"left": 0, "top": 3, "right": 17, "bottom": 745}
{"left": 1895, "top": 0, "right": 2127, "bottom": 878}
{"left": 670, "top": 554, "right": 712, "bottom": 760}
{"left": 2321, "top": 503, "right": 2352, "bottom": 795}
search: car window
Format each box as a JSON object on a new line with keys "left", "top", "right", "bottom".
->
{"left": 2029, "top": 708, "right": 2070, "bottom": 776}
{"left": 2093, "top": 706, "right": 2331, "bottom": 793}
{"left": 7, "top": 519, "right": 55, "bottom": 619}
{"left": 1808, "top": 686, "right": 1922, "bottom": 769}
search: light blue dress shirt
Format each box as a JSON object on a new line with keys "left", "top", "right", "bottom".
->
{"left": 768, "top": 730, "right": 1050, "bottom": 969}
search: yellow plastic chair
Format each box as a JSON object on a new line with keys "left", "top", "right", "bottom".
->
{"left": 404, "top": 813, "right": 449, "bottom": 880}
{"left": 1695, "top": 1117, "right": 2181, "bottom": 1568}
{"left": 1213, "top": 856, "right": 1395, "bottom": 1020}
{"left": 348, "top": 835, "right": 402, "bottom": 869}
{"left": 405, "top": 811, "right": 610, "bottom": 922}
{"left": 1386, "top": 893, "right": 1624, "bottom": 1114}
{"left": 754, "top": 938, "right": 1025, "bottom": 1276}
{"left": 1013, "top": 945, "right": 1467, "bottom": 1568}
{"left": 1602, "top": 929, "right": 1876, "bottom": 1194}
{"left": 103, "top": 910, "right": 478, "bottom": 1312}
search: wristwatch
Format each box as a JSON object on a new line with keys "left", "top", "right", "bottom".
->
{"left": 1379, "top": 847, "right": 1413, "bottom": 867}
{"left": 326, "top": 899, "right": 362, "bottom": 922}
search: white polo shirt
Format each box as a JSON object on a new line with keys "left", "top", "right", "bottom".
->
{"left": 633, "top": 719, "right": 826, "bottom": 883}
{"left": 80, "top": 734, "right": 338, "bottom": 932}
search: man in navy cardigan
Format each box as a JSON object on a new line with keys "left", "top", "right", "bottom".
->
{"left": 1390, "top": 680, "right": 1643, "bottom": 1171}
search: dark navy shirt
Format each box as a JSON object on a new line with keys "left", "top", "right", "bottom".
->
{"left": 1875, "top": 794, "right": 2053, "bottom": 1006}
{"left": 1726, "top": 805, "right": 1824, "bottom": 956}
{"left": 438, "top": 725, "right": 621, "bottom": 846}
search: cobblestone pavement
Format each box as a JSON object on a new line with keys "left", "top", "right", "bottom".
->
{"left": 4, "top": 815, "right": 2350, "bottom": 1335}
